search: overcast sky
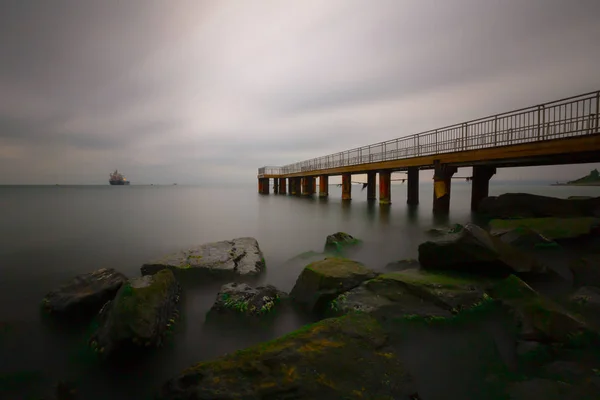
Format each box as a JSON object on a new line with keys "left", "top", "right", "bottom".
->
{"left": 1, "top": 0, "right": 600, "bottom": 185}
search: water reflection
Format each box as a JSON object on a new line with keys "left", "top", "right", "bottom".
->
{"left": 379, "top": 204, "right": 391, "bottom": 226}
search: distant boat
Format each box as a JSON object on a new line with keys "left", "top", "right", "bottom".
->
{"left": 109, "top": 169, "right": 130, "bottom": 185}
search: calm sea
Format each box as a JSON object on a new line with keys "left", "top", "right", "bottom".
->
{"left": 1, "top": 181, "right": 599, "bottom": 399}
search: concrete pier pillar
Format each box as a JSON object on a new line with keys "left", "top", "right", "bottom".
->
{"left": 279, "top": 178, "right": 287, "bottom": 195}
{"left": 290, "top": 177, "right": 298, "bottom": 195}
{"left": 294, "top": 177, "right": 302, "bottom": 195}
{"left": 407, "top": 167, "right": 419, "bottom": 205}
{"left": 471, "top": 166, "right": 496, "bottom": 211}
{"left": 341, "top": 173, "right": 352, "bottom": 201}
{"left": 273, "top": 178, "right": 279, "bottom": 194}
{"left": 432, "top": 161, "right": 457, "bottom": 214}
{"left": 258, "top": 178, "right": 270, "bottom": 194}
{"left": 367, "top": 172, "right": 376, "bottom": 200}
{"left": 301, "top": 177, "right": 308, "bottom": 195}
{"left": 304, "top": 177, "right": 315, "bottom": 196}
{"left": 379, "top": 171, "right": 391, "bottom": 205}
{"left": 319, "top": 175, "right": 329, "bottom": 197}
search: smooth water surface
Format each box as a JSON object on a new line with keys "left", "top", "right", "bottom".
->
{"left": 1, "top": 181, "right": 599, "bottom": 399}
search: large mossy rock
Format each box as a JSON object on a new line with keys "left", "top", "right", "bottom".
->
{"left": 418, "top": 223, "right": 545, "bottom": 277}
{"left": 569, "top": 255, "right": 600, "bottom": 288}
{"left": 156, "top": 313, "right": 418, "bottom": 400}
{"left": 209, "top": 282, "right": 286, "bottom": 317}
{"left": 41, "top": 268, "right": 127, "bottom": 318}
{"left": 478, "top": 193, "right": 600, "bottom": 219}
{"left": 490, "top": 275, "right": 590, "bottom": 343}
{"left": 489, "top": 217, "right": 600, "bottom": 241}
{"left": 90, "top": 269, "right": 180, "bottom": 357}
{"left": 290, "top": 258, "right": 377, "bottom": 313}
{"left": 330, "top": 269, "right": 491, "bottom": 318}
{"left": 324, "top": 232, "right": 360, "bottom": 253}
{"left": 140, "top": 237, "right": 265, "bottom": 277}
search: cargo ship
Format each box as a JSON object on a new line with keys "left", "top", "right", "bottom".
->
{"left": 109, "top": 170, "right": 130, "bottom": 185}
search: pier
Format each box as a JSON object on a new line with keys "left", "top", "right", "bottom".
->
{"left": 258, "top": 90, "right": 600, "bottom": 213}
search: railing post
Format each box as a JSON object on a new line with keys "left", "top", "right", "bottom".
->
{"left": 537, "top": 105, "right": 542, "bottom": 140}
{"left": 596, "top": 91, "right": 599, "bottom": 133}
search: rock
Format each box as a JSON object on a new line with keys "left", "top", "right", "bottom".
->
{"left": 506, "top": 378, "right": 573, "bottom": 400}
{"left": 90, "top": 269, "right": 180, "bottom": 357}
{"left": 478, "top": 193, "right": 600, "bottom": 219}
{"left": 418, "top": 223, "right": 546, "bottom": 277}
{"left": 156, "top": 313, "right": 418, "bottom": 400}
{"left": 209, "top": 282, "right": 286, "bottom": 317}
{"left": 425, "top": 223, "right": 464, "bottom": 237}
{"left": 489, "top": 217, "right": 600, "bottom": 241}
{"left": 570, "top": 256, "right": 600, "bottom": 288}
{"left": 41, "top": 268, "right": 127, "bottom": 318}
{"left": 495, "top": 226, "right": 558, "bottom": 250}
{"left": 490, "top": 275, "right": 589, "bottom": 343}
{"left": 290, "top": 257, "right": 377, "bottom": 313}
{"left": 384, "top": 258, "right": 421, "bottom": 271}
{"left": 324, "top": 232, "right": 360, "bottom": 253}
{"left": 330, "top": 269, "right": 491, "bottom": 318}
{"left": 140, "top": 237, "right": 265, "bottom": 277}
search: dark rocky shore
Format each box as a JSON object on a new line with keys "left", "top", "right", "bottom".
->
{"left": 35, "top": 193, "right": 600, "bottom": 399}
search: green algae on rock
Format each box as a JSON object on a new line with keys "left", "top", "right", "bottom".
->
{"left": 324, "top": 232, "right": 361, "bottom": 254}
{"left": 290, "top": 257, "right": 378, "bottom": 313}
{"left": 90, "top": 269, "right": 180, "bottom": 357}
{"left": 490, "top": 275, "right": 590, "bottom": 343}
{"left": 489, "top": 217, "right": 600, "bottom": 241}
{"left": 208, "top": 282, "right": 286, "bottom": 317}
{"left": 418, "top": 223, "right": 546, "bottom": 277}
{"left": 41, "top": 268, "right": 128, "bottom": 318}
{"left": 140, "top": 237, "right": 266, "bottom": 277}
{"left": 155, "top": 313, "right": 418, "bottom": 400}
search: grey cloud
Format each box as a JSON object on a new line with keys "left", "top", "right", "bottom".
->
{"left": 0, "top": 0, "right": 599, "bottom": 184}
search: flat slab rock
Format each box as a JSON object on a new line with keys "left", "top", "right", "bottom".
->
{"left": 42, "top": 268, "right": 128, "bottom": 317}
{"left": 140, "top": 237, "right": 265, "bottom": 277}
{"left": 329, "top": 269, "right": 490, "bottom": 318}
{"left": 210, "top": 282, "right": 286, "bottom": 317}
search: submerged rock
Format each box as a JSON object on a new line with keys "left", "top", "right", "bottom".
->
{"left": 90, "top": 269, "right": 180, "bottom": 357}
{"left": 490, "top": 275, "right": 589, "bottom": 343}
{"left": 324, "top": 232, "right": 360, "bottom": 253}
{"left": 418, "top": 223, "right": 545, "bottom": 277}
{"left": 425, "top": 223, "right": 464, "bottom": 237}
{"left": 569, "top": 286, "right": 600, "bottom": 317}
{"left": 42, "top": 268, "right": 127, "bottom": 317}
{"left": 140, "top": 237, "right": 265, "bottom": 277}
{"left": 478, "top": 193, "right": 600, "bottom": 219}
{"left": 209, "top": 282, "right": 286, "bottom": 317}
{"left": 569, "top": 255, "right": 600, "bottom": 288}
{"left": 489, "top": 217, "right": 600, "bottom": 241}
{"left": 384, "top": 258, "right": 421, "bottom": 271}
{"left": 290, "top": 257, "right": 377, "bottom": 313}
{"left": 330, "top": 269, "right": 490, "bottom": 318}
{"left": 156, "top": 313, "right": 418, "bottom": 400}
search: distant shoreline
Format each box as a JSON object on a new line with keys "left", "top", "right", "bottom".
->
{"left": 550, "top": 182, "right": 600, "bottom": 187}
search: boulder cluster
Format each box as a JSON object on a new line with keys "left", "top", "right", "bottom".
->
{"left": 39, "top": 194, "right": 600, "bottom": 399}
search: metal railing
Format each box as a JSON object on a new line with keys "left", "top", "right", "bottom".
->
{"left": 258, "top": 90, "right": 600, "bottom": 176}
